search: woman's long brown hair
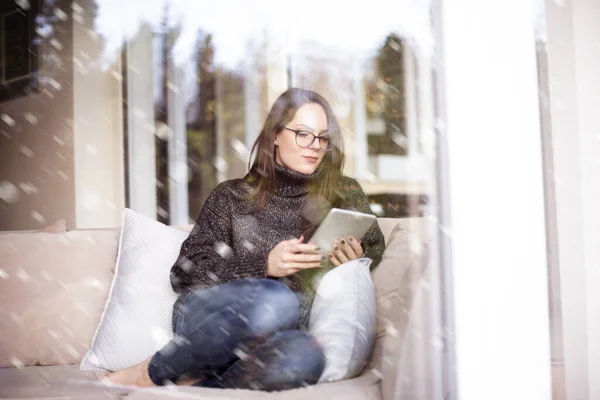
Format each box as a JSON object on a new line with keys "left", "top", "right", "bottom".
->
{"left": 245, "top": 88, "right": 345, "bottom": 210}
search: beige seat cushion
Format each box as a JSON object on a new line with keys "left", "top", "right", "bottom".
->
{"left": 369, "top": 220, "right": 430, "bottom": 400}
{"left": 0, "top": 230, "right": 120, "bottom": 368}
{"left": 124, "top": 370, "right": 381, "bottom": 400}
{"left": 0, "top": 365, "right": 129, "bottom": 399}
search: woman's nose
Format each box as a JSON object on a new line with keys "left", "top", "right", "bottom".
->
{"left": 309, "top": 138, "right": 322, "bottom": 151}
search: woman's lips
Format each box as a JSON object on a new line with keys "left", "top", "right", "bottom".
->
{"left": 303, "top": 156, "right": 319, "bottom": 163}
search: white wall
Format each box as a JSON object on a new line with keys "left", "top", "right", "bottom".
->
{"left": 542, "top": 0, "right": 600, "bottom": 398}
{"left": 437, "top": 0, "right": 552, "bottom": 399}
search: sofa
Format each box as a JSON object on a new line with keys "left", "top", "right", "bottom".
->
{"left": 0, "top": 216, "right": 433, "bottom": 399}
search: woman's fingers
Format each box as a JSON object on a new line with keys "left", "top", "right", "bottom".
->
{"left": 284, "top": 252, "right": 324, "bottom": 263}
{"left": 329, "top": 253, "right": 342, "bottom": 266}
{"left": 288, "top": 243, "right": 321, "bottom": 254}
{"left": 285, "top": 262, "right": 322, "bottom": 270}
{"left": 338, "top": 237, "right": 358, "bottom": 260}
{"left": 332, "top": 243, "right": 349, "bottom": 264}
{"left": 347, "top": 236, "right": 364, "bottom": 257}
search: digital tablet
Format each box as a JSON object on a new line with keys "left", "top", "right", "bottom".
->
{"left": 306, "top": 208, "right": 377, "bottom": 254}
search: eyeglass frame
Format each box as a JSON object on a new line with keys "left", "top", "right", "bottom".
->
{"left": 282, "top": 127, "right": 333, "bottom": 152}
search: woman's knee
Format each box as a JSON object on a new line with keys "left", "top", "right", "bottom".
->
{"left": 243, "top": 279, "right": 300, "bottom": 333}
{"left": 265, "top": 330, "right": 325, "bottom": 387}
{"left": 174, "top": 279, "right": 300, "bottom": 334}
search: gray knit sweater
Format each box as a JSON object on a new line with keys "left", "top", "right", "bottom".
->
{"left": 170, "top": 163, "right": 385, "bottom": 323}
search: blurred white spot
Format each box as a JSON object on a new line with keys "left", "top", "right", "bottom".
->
{"left": 73, "top": 13, "right": 84, "bottom": 24}
{"left": 16, "top": 269, "right": 31, "bottom": 282}
{"left": 1, "top": 113, "right": 16, "bottom": 126}
{"left": 71, "top": 2, "right": 84, "bottom": 14}
{"left": 0, "top": 181, "right": 20, "bottom": 203}
{"left": 15, "top": 0, "right": 29, "bottom": 9}
{"left": 10, "top": 357, "right": 24, "bottom": 368}
{"left": 252, "top": 357, "right": 265, "bottom": 368}
{"left": 233, "top": 347, "right": 249, "bottom": 360}
{"left": 18, "top": 182, "right": 38, "bottom": 195}
{"left": 178, "top": 256, "right": 194, "bottom": 272}
{"left": 385, "top": 323, "right": 399, "bottom": 337}
{"left": 40, "top": 270, "right": 53, "bottom": 281}
{"left": 151, "top": 327, "right": 170, "bottom": 347}
{"left": 371, "top": 368, "right": 383, "bottom": 379}
{"left": 73, "top": 57, "right": 87, "bottom": 74}
{"left": 219, "top": 326, "right": 230, "bottom": 336}
{"left": 31, "top": 211, "right": 46, "bottom": 224}
{"left": 57, "top": 170, "right": 69, "bottom": 181}
{"left": 237, "top": 313, "right": 249, "bottom": 323}
{"left": 47, "top": 329, "right": 59, "bottom": 339}
{"left": 242, "top": 240, "right": 256, "bottom": 252}
{"left": 47, "top": 78, "right": 62, "bottom": 91}
{"left": 53, "top": 135, "right": 64, "bottom": 146}
{"left": 36, "top": 24, "right": 52, "bottom": 38}
{"left": 207, "top": 271, "right": 220, "bottom": 282}
{"left": 213, "top": 156, "right": 229, "bottom": 173}
{"left": 431, "top": 337, "right": 444, "bottom": 349}
{"left": 0, "top": 268, "right": 8, "bottom": 280}
{"left": 214, "top": 241, "right": 233, "bottom": 259}
{"left": 157, "top": 207, "right": 169, "bottom": 219}
{"left": 84, "top": 277, "right": 104, "bottom": 289}
{"left": 369, "top": 203, "right": 384, "bottom": 216}
{"left": 167, "top": 81, "right": 179, "bottom": 93}
{"left": 42, "top": 88, "right": 55, "bottom": 99}
{"left": 66, "top": 344, "right": 80, "bottom": 357}
{"left": 53, "top": 7, "right": 68, "bottom": 21}
{"left": 49, "top": 38, "right": 63, "bottom": 51}
{"left": 155, "top": 122, "right": 172, "bottom": 140}
{"left": 23, "top": 112, "right": 38, "bottom": 125}
{"left": 10, "top": 313, "right": 23, "bottom": 324}
{"left": 20, "top": 146, "right": 34, "bottom": 158}
{"left": 231, "top": 138, "right": 249, "bottom": 159}
{"left": 419, "top": 279, "right": 432, "bottom": 291}
{"left": 83, "top": 192, "right": 101, "bottom": 210}
{"left": 133, "top": 107, "right": 146, "bottom": 119}
{"left": 111, "top": 70, "right": 123, "bottom": 82}
{"left": 85, "top": 145, "right": 98, "bottom": 156}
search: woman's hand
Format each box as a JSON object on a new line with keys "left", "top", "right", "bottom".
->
{"left": 267, "top": 236, "right": 324, "bottom": 277}
{"left": 328, "top": 236, "right": 364, "bottom": 266}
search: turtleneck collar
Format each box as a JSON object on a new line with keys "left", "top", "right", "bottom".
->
{"left": 274, "top": 162, "right": 322, "bottom": 197}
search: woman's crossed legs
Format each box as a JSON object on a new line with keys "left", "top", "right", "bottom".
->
{"left": 106, "top": 278, "right": 325, "bottom": 391}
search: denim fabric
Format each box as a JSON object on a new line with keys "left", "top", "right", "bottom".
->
{"left": 147, "top": 278, "right": 325, "bottom": 391}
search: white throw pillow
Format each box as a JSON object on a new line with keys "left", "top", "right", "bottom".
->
{"left": 308, "top": 258, "right": 376, "bottom": 383}
{"left": 80, "top": 209, "right": 189, "bottom": 371}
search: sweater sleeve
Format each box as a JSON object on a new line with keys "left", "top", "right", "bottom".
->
{"left": 338, "top": 177, "right": 386, "bottom": 270}
{"left": 170, "top": 182, "right": 268, "bottom": 293}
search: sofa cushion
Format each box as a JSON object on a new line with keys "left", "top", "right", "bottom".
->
{"left": 0, "top": 219, "right": 67, "bottom": 235}
{"left": 124, "top": 369, "right": 381, "bottom": 400}
{"left": 0, "top": 365, "right": 130, "bottom": 399}
{"left": 309, "top": 258, "right": 376, "bottom": 383}
{"left": 369, "top": 220, "right": 429, "bottom": 400}
{"left": 0, "top": 230, "right": 119, "bottom": 368}
{"left": 80, "top": 208, "right": 189, "bottom": 371}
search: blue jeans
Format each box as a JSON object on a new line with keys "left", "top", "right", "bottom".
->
{"left": 147, "top": 278, "right": 325, "bottom": 391}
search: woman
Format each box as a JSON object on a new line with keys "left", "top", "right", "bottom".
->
{"left": 105, "top": 88, "right": 385, "bottom": 390}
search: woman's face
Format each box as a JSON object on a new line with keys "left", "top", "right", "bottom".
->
{"left": 275, "top": 103, "right": 328, "bottom": 175}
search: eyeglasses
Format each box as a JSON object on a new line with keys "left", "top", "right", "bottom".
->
{"left": 282, "top": 127, "right": 332, "bottom": 151}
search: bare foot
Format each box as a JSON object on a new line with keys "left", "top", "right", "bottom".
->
{"left": 103, "top": 357, "right": 155, "bottom": 387}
